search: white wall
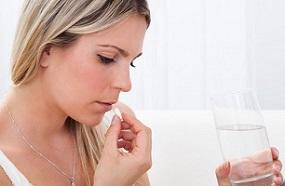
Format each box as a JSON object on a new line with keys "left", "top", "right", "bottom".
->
{"left": 247, "top": 0, "right": 285, "bottom": 109}
{"left": 0, "top": 0, "right": 22, "bottom": 96}
{"left": 121, "top": 0, "right": 253, "bottom": 109}
{"left": 1, "top": 1, "right": 285, "bottom": 110}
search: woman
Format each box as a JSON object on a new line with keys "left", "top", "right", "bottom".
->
{"left": 0, "top": 0, "right": 151, "bottom": 185}
{"left": 0, "top": 0, "right": 282, "bottom": 186}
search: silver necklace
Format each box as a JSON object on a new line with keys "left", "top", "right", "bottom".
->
{"left": 7, "top": 110, "right": 77, "bottom": 186}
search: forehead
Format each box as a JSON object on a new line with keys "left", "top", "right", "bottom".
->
{"left": 80, "top": 15, "right": 147, "bottom": 56}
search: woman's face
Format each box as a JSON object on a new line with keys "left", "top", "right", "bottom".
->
{"left": 40, "top": 14, "right": 147, "bottom": 125}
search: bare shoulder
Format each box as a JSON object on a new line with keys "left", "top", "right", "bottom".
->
{"left": 114, "top": 102, "right": 135, "bottom": 117}
{"left": 0, "top": 166, "right": 13, "bottom": 186}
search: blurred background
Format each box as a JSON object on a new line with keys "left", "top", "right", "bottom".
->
{"left": 1, "top": 0, "right": 285, "bottom": 110}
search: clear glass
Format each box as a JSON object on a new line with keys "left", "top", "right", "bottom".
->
{"left": 211, "top": 90, "right": 273, "bottom": 186}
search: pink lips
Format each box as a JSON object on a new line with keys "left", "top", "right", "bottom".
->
{"left": 96, "top": 101, "right": 113, "bottom": 111}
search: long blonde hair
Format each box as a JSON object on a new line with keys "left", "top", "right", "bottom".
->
{"left": 11, "top": 0, "right": 150, "bottom": 185}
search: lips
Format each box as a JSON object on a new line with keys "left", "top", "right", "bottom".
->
{"left": 96, "top": 101, "right": 116, "bottom": 111}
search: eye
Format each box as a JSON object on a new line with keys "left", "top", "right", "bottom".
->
{"left": 130, "top": 61, "right": 136, "bottom": 68}
{"left": 97, "top": 54, "right": 115, "bottom": 64}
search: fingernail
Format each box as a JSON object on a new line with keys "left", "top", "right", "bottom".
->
{"left": 273, "top": 147, "right": 279, "bottom": 157}
{"left": 224, "top": 161, "right": 230, "bottom": 168}
{"left": 273, "top": 176, "right": 282, "bottom": 186}
{"left": 111, "top": 115, "right": 120, "bottom": 125}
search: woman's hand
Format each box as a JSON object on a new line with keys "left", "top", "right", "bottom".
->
{"left": 216, "top": 147, "right": 283, "bottom": 186}
{"left": 94, "top": 113, "right": 152, "bottom": 186}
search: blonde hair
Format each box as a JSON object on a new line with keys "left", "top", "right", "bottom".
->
{"left": 11, "top": 0, "right": 150, "bottom": 185}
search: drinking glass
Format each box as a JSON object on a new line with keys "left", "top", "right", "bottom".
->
{"left": 211, "top": 90, "right": 273, "bottom": 186}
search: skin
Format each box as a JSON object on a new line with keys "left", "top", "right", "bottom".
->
{"left": 0, "top": 14, "right": 151, "bottom": 186}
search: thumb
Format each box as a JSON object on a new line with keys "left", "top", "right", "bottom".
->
{"left": 104, "top": 116, "right": 121, "bottom": 151}
{"left": 216, "top": 161, "right": 232, "bottom": 186}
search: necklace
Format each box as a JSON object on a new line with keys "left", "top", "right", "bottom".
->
{"left": 7, "top": 110, "right": 77, "bottom": 186}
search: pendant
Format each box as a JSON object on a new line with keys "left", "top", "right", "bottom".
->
{"left": 71, "top": 179, "right": 76, "bottom": 186}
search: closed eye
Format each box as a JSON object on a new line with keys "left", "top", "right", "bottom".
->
{"left": 98, "top": 54, "right": 137, "bottom": 68}
{"left": 97, "top": 54, "right": 115, "bottom": 64}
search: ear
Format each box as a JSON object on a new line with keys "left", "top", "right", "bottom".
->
{"left": 40, "top": 46, "right": 51, "bottom": 68}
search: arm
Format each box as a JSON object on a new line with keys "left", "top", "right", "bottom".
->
{"left": 114, "top": 102, "right": 151, "bottom": 186}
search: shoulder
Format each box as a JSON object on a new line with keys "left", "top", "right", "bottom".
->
{"left": 0, "top": 167, "right": 12, "bottom": 186}
{"left": 113, "top": 102, "right": 135, "bottom": 117}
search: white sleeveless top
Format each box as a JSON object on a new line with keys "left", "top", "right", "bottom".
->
{"left": 0, "top": 150, "right": 33, "bottom": 186}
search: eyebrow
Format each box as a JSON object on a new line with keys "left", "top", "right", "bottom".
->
{"left": 97, "top": 44, "right": 143, "bottom": 59}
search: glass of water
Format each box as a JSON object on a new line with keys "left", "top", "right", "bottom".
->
{"left": 211, "top": 90, "right": 273, "bottom": 186}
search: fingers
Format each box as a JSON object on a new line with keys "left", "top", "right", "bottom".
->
{"left": 271, "top": 147, "right": 283, "bottom": 186}
{"left": 119, "top": 130, "right": 136, "bottom": 141}
{"left": 121, "top": 112, "right": 150, "bottom": 135}
{"left": 104, "top": 116, "right": 121, "bottom": 152}
{"left": 121, "top": 113, "right": 152, "bottom": 156}
{"left": 272, "top": 173, "right": 283, "bottom": 186}
{"left": 121, "top": 121, "right": 131, "bottom": 130}
{"left": 271, "top": 147, "right": 279, "bottom": 160}
{"left": 216, "top": 161, "right": 232, "bottom": 186}
{"left": 117, "top": 130, "right": 136, "bottom": 152}
{"left": 272, "top": 159, "right": 283, "bottom": 186}
{"left": 273, "top": 160, "right": 282, "bottom": 174}
{"left": 117, "top": 140, "right": 132, "bottom": 151}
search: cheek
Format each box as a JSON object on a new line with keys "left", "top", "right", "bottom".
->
{"left": 53, "top": 46, "right": 110, "bottom": 94}
{"left": 45, "top": 61, "right": 110, "bottom": 125}
{"left": 77, "top": 67, "right": 108, "bottom": 91}
{"left": 74, "top": 70, "right": 108, "bottom": 111}
{"left": 46, "top": 57, "right": 109, "bottom": 108}
{"left": 64, "top": 68, "right": 108, "bottom": 126}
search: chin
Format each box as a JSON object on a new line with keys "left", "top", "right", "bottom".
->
{"left": 81, "top": 113, "right": 105, "bottom": 127}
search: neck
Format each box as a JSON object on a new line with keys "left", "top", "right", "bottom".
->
{"left": 1, "top": 83, "right": 70, "bottom": 143}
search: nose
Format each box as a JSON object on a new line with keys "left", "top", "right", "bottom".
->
{"left": 113, "top": 66, "right": 132, "bottom": 92}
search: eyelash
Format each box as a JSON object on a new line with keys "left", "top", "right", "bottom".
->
{"left": 130, "top": 61, "right": 136, "bottom": 68}
{"left": 97, "top": 54, "right": 136, "bottom": 68}
{"left": 97, "top": 55, "right": 115, "bottom": 64}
